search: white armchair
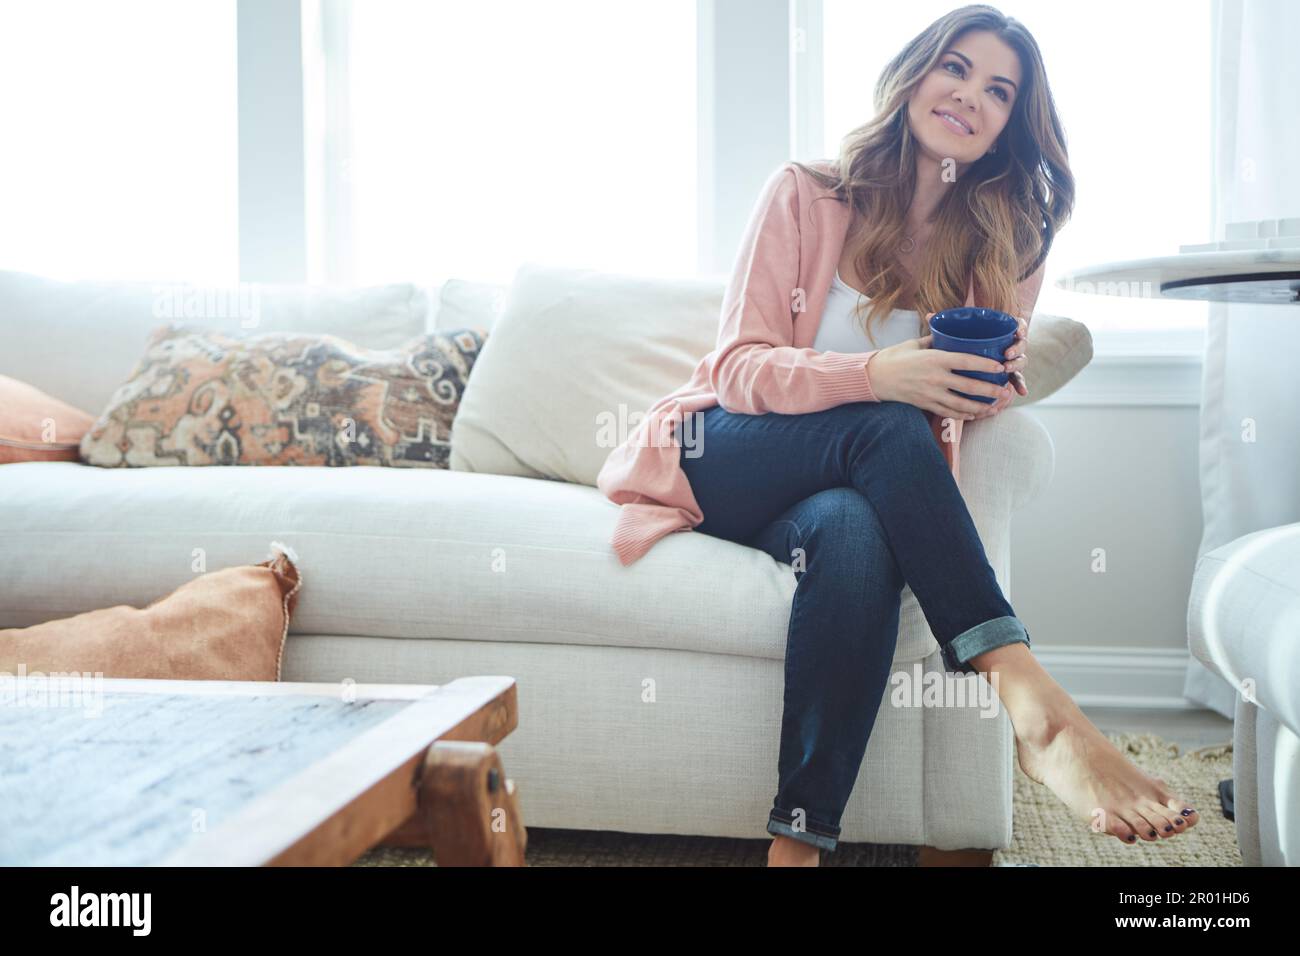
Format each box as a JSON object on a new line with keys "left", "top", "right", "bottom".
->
{"left": 1188, "top": 522, "right": 1300, "bottom": 866}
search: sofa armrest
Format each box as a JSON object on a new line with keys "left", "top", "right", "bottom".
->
{"left": 959, "top": 407, "right": 1055, "bottom": 512}
{"left": 951, "top": 407, "right": 1055, "bottom": 599}
{"left": 1008, "top": 311, "right": 1094, "bottom": 408}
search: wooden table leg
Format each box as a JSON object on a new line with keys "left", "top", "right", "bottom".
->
{"left": 398, "top": 740, "right": 526, "bottom": 866}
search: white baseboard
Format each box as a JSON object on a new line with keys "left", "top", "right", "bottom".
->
{"left": 1032, "top": 646, "right": 1201, "bottom": 710}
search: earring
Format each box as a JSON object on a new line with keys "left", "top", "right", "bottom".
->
{"left": 989, "top": 143, "right": 999, "bottom": 155}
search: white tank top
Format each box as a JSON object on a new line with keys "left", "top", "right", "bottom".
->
{"left": 812, "top": 270, "right": 926, "bottom": 353}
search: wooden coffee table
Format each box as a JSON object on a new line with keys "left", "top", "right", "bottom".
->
{"left": 0, "top": 675, "right": 524, "bottom": 866}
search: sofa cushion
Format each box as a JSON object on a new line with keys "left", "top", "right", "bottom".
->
{"left": 448, "top": 263, "right": 1091, "bottom": 486}
{"left": 432, "top": 278, "right": 507, "bottom": 334}
{"left": 0, "top": 375, "right": 96, "bottom": 464}
{"left": 0, "top": 461, "right": 946, "bottom": 668}
{"left": 78, "top": 324, "right": 486, "bottom": 468}
{"left": 0, "top": 268, "right": 431, "bottom": 417}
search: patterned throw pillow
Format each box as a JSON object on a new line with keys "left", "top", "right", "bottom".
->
{"left": 79, "top": 323, "right": 487, "bottom": 467}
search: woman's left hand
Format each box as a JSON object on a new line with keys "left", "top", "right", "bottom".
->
{"left": 971, "top": 316, "right": 1029, "bottom": 420}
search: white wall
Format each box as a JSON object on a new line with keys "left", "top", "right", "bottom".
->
{"left": 1009, "top": 362, "right": 1205, "bottom": 708}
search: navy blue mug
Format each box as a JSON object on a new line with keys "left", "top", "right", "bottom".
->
{"left": 928, "top": 307, "right": 1017, "bottom": 404}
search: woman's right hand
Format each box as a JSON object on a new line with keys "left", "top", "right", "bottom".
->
{"left": 867, "top": 312, "right": 1010, "bottom": 421}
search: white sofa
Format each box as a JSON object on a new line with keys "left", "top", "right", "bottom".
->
{"left": 1188, "top": 522, "right": 1300, "bottom": 866}
{"left": 0, "top": 266, "right": 1071, "bottom": 852}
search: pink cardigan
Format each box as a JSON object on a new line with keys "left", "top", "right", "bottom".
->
{"left": 596, "top": 159, "right": 1040, "bottom": 567}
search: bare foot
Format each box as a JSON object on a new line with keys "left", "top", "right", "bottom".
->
{"left": 767, "top": 835, "right": 821, "bottom": 866}
{"left": 974, "top": 645, "right": 1202, "bottom": 845}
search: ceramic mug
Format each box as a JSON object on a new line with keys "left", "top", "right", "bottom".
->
{"left": 928, "top": 307, "right": 1018, "bottom": 404}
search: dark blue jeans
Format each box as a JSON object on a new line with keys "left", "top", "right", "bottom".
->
{"left": 678, "top": 399, "right": 1031, "bottom": 852}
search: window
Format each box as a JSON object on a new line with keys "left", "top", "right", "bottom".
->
{"left": 820, "top": 0, "right": 1210, "bottom": 353}
{"left": 310, "top": 0, "right": 697, "bottom": 286}
{"left": 0, "top": 0, "right": 238, "bottom": 283}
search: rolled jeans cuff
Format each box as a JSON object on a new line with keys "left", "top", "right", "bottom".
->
{"left": 767, "top": 809, "right": 839, "bottom": 852}
{"left": 941, "top": 615, "right": 1031, "bottom": 675}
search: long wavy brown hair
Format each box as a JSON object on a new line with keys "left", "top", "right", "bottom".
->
{"left": 793, "top": 4, "right": 1073, "bottom": 346}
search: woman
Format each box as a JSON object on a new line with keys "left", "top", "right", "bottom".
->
{"left": 595, "top": 4, "right": 1200, "bottom": 866}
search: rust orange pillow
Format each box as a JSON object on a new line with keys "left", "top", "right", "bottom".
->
{"left": 78, "top": 323, "right": 486, "bottom": 467}
{"left": 0, "top": 375, "right": 96, "bottom": 464}
{"left": 0, "top": 545, "right": 302, "bottom": 682}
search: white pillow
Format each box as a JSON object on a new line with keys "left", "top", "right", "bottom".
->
{"left": 450, "top": 263, "right": 723, "bottom": 485}
{"left": 449, "top": 263, "right": 1092, "bottom": 486}
{"left": 0, "top": 268, "right": 430, "bottom": 416}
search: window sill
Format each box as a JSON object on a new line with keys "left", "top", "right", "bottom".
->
{"left": 1087, "top": 324, "right": 1206, "bottom": 356}
{"left": 1034, "top": 350, "right": 1203, "bottom": 407}
{"left": 1021, "top": 322, "right": 1205, "bottom": 408}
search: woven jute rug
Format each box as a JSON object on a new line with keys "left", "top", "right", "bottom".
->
{"left": 352, "top": 732, "right": 1240, "bottom": 867}
{"left": 992, "top": 731, "right": 1241, "bottom": 867}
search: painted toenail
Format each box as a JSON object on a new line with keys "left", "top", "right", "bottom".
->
{"left": 1127, "top": 835, "right": 1136, "bottom": 842}
{"left": 1164, "top": 826, "right": 1172, "bottom": 832}
{"left": 1174, "top": 819, "right": 1184, "bottom": 825}
{"left": 1181, "top": 808, "right": 1194, "bottom": 815}
{"left": 1148, "top": 830, "right": 1156, "bottom": 837}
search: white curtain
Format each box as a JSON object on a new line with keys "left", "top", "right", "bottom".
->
{"left": 1187, "top": 0, "right": 1300, "bottom": 717}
